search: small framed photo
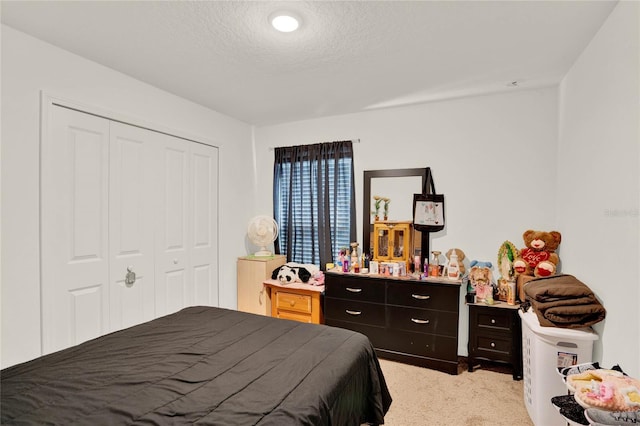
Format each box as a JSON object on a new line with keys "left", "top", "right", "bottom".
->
{"left": 370, "top": 261, "right": 379, "bottom": 275}
{"left": 414, "top": 200, "right": 443, "bottom": 227}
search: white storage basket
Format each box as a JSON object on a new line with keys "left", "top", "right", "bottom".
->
{"left": 519, "top": 309, "right": 598, "bottom": 426}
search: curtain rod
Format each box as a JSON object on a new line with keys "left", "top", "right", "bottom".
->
{"left": 268, "top": 139, "right": 360, "bottom": 151}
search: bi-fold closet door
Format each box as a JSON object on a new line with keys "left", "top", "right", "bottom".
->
{"left": 41, "top": 105, "right": 218, "bottom": 355}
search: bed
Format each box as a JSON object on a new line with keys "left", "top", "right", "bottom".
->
{"left": 1, "top": 306, "right": 392, "bottom": 425}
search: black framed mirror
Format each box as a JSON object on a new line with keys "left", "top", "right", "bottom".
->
{"left": 362, "top": 168, "right": 429, "bottom": 264}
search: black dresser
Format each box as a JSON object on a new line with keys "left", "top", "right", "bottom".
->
{"left": 324, "top": 272, "right": 461, "bottom": 374}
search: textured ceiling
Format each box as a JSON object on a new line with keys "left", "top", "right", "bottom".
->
{"left": 1, "top": 1, "right": 618, "bottom": 126}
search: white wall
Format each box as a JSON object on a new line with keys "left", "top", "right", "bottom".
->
{"left": 557, "top": 1, "right": 639, "bottom": 377}
{"left": 1, "top": 26, "right": 253, "bottom": 368}
{"left": 3, "top": 1, "right": 636, "bottom": 375}
{"left": 254, "top": 87, "right": 560, "bottom": 355}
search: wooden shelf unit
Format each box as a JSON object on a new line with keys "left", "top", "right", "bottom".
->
{"left": 237, "top": 255, "right": 286, "bottom": 315}
{"left": 372, "top": 221, "right": 413, "bottom": 270}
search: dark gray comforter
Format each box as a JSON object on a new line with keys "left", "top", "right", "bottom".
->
{"left": 1, "top": 306, "right": 391, "bottom": 425}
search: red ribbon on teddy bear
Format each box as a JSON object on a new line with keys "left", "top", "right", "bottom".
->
{"left": 520, "top": 248, "right": 551, "bottom": 268}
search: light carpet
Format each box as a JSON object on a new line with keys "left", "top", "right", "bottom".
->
{"left": 378, "top": 358, "right": 534, "bottom": 426}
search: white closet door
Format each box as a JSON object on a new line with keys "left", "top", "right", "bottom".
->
{"left": 108, "top": 122, "right": 158, "bottom": 331}
{"left": 155, "top": 135, "right": 218, "bottom": 316}
{"left": 42, "top": 106, "right": 110, "bottom": 354}
{"left": 189, "top": 142, "right": 218, "bottom": 307}
{"left": 155, "top": 134, "right": 190, "bottom": 316}
{"left": 42, "top": 104, "right": 219, "bottom": 354}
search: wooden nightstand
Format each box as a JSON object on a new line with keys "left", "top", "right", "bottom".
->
{"left": 467, "top": 302, "right": 523, "bottom": 380}
{"left": 263, "top": 280, "right": 324, "bottom": 324}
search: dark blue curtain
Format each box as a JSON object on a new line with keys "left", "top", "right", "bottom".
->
{"left": 273, "top": 141, "right": 356, "bottom": 268}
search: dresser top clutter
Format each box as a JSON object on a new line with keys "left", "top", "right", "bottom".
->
{"left": 325, "top": 269, "right": 461, "bottom": 286}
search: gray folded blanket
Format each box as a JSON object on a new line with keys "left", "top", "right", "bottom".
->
{"left": 523, "top": 274, "right": 606, "bottom": 328}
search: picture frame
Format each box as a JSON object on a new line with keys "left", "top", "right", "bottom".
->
{"left": 413, "top": 195, "right": 445, "bottom": 232}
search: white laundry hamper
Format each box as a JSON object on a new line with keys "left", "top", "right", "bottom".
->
{"left": 519, "top": 309, "right": 598, "bottom": 426}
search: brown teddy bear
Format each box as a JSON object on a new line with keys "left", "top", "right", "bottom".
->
{"left": 513, "top": 229, "right": 562, "bottom": 278}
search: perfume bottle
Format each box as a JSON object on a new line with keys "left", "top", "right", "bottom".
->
{"left": 350, "top": 242, "right": 359, "bottom": 269}
{"left": 429, "top": 251, "right": 441, "bottom": 277}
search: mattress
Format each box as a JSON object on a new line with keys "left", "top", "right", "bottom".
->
{"left": 1, "top": 306, "right": 391, "bottom": 425}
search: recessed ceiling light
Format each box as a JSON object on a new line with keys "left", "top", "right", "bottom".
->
{"left": 270, "top": 13, "right": 300, "bottom": 33}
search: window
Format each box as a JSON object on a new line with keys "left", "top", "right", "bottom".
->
{"left": 273, "top": 141, "right": 356, "bottom": 267}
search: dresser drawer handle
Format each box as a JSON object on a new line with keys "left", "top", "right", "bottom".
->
{"left": 411, "top": 318, "right": 430, "bottom": 324}
{"left": 346, "top": 287, "right": 362, "bottom": 293}
{"left": 411, "top": 294, "right": 430, "bottom": 300}
{"left": 491, "top": 319, "right": 496, "bottom": 324}
{"left": 346, "top": 310, "right": 362, "bottom": 316}
{"left": 490, "top": 342, "right": 496, "bottom": 348}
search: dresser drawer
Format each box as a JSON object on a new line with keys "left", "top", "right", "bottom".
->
{"left": 387, "top": 306, "right": 458, "bottom": 337}
{"left": 325, "top": 274, "right": 385, "bottom": 303}
{"left": 275, "top": 291, "right": 312, "bottom": 314}
{"left": 324, "top": 319, "right": 386, "bottom": 348}
{"left": 387, "top": 282, "right": 459, "bottom": 312}
{"left": 384, "top": 329, "right": 458, "bottom": 361}
{"left": 324, "top": 298, "right": 386, "bottom": 327}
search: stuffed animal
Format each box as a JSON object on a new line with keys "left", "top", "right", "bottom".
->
{"left": 312, "top": 271, "right": 325, "bottom": 285}
{"left": 468, "top": 260, "right": 494, "bottom": 302}
{"left": 513, "top": 230, "right": 562, "bottom": 278}
{"left": 271, "top": 262, "right": 320, "bottom": 284}
{"left": 444, "top": 248, "right": 466, "bottom": 277}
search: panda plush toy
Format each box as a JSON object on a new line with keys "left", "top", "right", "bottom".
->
{"left": 271, "top": 262, "right": 319, "bottom": 284}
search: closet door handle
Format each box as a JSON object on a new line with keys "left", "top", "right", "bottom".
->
{"left": 346, "top": 310, "right": 362, "bottom": 316}
{"left": 411, "top": 318, "right": 430, "bottom": 324}
{"left": 411, "top": 294, "right": 430, "bottom": 300}
{"left": 346, "top": 287, "right": 362, "bottom": 293}
{"left": 125, "top": 266, "right": 136, "bottom": 286}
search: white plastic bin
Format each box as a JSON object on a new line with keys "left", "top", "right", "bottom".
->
{"left": 519, "top": 309, "right": 598, "bottom": 426}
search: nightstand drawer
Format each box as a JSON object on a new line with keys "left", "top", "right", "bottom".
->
{"left": 275, "top": 291, "right": 312, "bottom": 314}
{"left": 473, "top": 334, "right": 513, "bottom": 362}
{"left": 476, "top": 310, "right": 512, "bottom": 331}
{"left": 277, "top": 310, "right": 312, "bottom": 323}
